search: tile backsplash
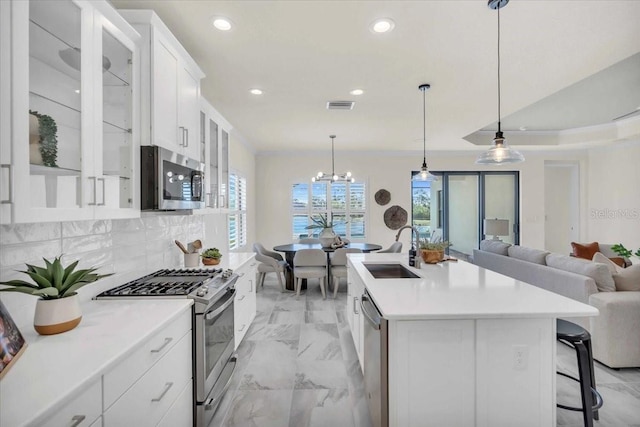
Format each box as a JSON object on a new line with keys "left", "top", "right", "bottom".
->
{"left": 0, "top": 212, "right": 218, "bottom": 327}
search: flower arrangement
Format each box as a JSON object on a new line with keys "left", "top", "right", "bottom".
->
{"left": 304, "top": 213, "right": 347, "bottom": 230}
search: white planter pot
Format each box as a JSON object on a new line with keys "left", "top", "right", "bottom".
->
{"left": 319, "top": 227, "right": 336, "bottom": 248}
{"left": 34, "top": 294, "right": 82, "bottom": 335}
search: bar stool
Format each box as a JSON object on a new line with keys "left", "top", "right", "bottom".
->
{"left": 556, "top": 319, "right": 603, "bottom": 427}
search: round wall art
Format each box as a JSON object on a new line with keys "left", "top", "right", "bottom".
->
{"left": 374, "top": 189, "right": 391, "bottom": 206}
{"left": 383, "top": 205, "right": 407, "bottom": 230}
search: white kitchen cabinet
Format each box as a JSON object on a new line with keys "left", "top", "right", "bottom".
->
{"left": 104, "top": 330, "right": 193, "bottom": 427}
{"left": 199, "top": 98, "right": 233, "bottom": 212}
{"left": 0, "top": 0, "right": 140, "bottom": 224}
{"left": 42, "top": 380, "right": 102, "bottom": 427}
{"left": 347, "top": 261, "right": 365, "bottom": 370}
{"left": 234, "top": 256, "right": 257, "bottom": 348}
{"left": 119, "top": 10, "right": 205, "bottom": 162}
{"left": 157, "top": 380, "right": 193, "bottom": 427}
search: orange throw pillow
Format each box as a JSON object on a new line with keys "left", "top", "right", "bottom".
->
{"left": 609, "top": 257, "right": 625, "bottom": 268}
{"left": 571, "top": 241, "right": 600, "bottom": 260}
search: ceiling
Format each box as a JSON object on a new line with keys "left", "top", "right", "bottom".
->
{"left": 110, "top": 0, "right": 640, "bottom": 153}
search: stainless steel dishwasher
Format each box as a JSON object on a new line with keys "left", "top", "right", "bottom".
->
{"left": 361, "top": 290, "right": 389, "bottom": 427}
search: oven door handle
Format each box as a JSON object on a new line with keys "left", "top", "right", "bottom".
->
{"left": 204, "top": 289, "right": 236, "bottom": 320}
{"left": 204, "top": 355, "right": 237, "bottom": 410}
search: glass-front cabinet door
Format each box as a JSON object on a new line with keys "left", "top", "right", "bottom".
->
{"left": 1, "top": 0, "right": 139, "bottom": 224}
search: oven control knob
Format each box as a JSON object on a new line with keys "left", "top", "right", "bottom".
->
{"left": 196, "top": 286, "right": 208, "bottom": 297}
{"left": 222, "top": 269, "right": 233, "bottom": 279}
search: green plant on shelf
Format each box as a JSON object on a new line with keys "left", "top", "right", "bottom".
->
{"left": 30, "top": 110, "right": 58, "bottom": 167}
{"left": 201, "top": 248, "right": 222, "bottom": 259}
{"left": 0, "top": 256, "right": 112, "bottom": 300}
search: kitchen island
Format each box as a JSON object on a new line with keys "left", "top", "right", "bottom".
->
{"left": 346, "top": 253, "right": 598, "bottom": 427}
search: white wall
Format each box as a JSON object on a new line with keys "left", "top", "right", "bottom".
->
{"left": 254, "top": 150, "right": 589, "bottom": 252}
{"left": 586, "top": 140, "right": 640, "bottom": 247}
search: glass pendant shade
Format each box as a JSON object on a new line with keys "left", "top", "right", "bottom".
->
{"left": 476, "top": 132, "right": 524, "bottom": 165}
{"left": 476, "top": 0, "right": 525, "bottom": 165}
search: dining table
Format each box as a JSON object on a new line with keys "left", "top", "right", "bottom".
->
{"left": 273, "top": 242, "right": 383, "bottom": 291}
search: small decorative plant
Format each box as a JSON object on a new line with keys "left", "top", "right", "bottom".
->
{"left": 420, "top": 240, "right": 452, "bottom": 251}
{"left": 201, "top": 248, "right": 222, "bottom": 266}
{"left": 0, "top": 256, "right": 112, "bottom": 300}
{"left": 610, "top": 244, "right": 640, "bottom": 258}
{"left": 305, "top": 213, "right": 347, "bottom": 230}
{"left": 29, "top": 110, "right": 59, "bottom": 167}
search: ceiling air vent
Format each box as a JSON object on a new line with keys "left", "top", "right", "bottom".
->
{"left": 326, "top": 101, "right": 355, "bottom": 110}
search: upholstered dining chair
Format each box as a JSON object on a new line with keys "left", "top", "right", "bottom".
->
{"left": 378, "top": 242, "right": 402, "bottom": 253}
{"left": 331, "top": 248, "right": 362, "bottom": 298}
{"left": 293, "top": 249, "right": 328, "bottom": 298}
{"left": 253, "top": 243, "right": 288, "bottom": 292}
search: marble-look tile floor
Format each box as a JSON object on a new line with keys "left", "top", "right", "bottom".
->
{"left": 212, "top": 275, "right": 640, "bottom": 426}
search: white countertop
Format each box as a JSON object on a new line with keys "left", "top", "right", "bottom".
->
{"left": 0, "top": 299, "right": 192, "bottom": 427}
{"left": 349, "top": 253, "right": 599, "bottom": 320}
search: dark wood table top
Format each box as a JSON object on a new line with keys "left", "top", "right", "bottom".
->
{"left": 273, "top": 242, "right": 382, "bottom": 253}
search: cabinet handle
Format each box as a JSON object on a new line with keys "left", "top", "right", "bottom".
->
{"left": 219, "top": 194, "right": 225, "bottom": 208}
{"left": 249, "top": 279, "right": 253, "bottom": 292}
{"left": 97, "top": 178, "right": 106, "bottom": 206}
{"left": 151, "top": 382, "right": 173, "bottom": 402}
{"left": 88, "top": 177, "right": 97, "bottom": 206}
{"left": 237, "top": 272, "right": 245, "bottom": 277}
{"left": 1, "top": 164, "right": 12, "bottom": 204}
{"left": 237, "top": 295, "right": 245, "bottom": 301}
{"left": 184, "top": 128, "right": 189, "bottom": 147}
{"left": 238, "top": 324, "right": 246, "bottom": 332}
{"left": 353, "top": 297, "right": 359, "bottom": 315}
{"left": 179, "top": 126, "right": 185, "bottom": 146}
{"left": 150, "top": 337, "right": 173, "bottom": 353}
{"left": 70, "top": 415, "right": 86, "bottom": 427}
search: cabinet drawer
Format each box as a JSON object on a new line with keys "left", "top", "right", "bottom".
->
{"left": 157, "top": 380, "right": 193, "bottom": 427}
{"left": 103, "top": 309, "right": 191, "bottom": 409}
{"left": 103, "top": 330, "right": 192, "bottom": 427}
{"left": 43, "top": 380, "right": 101, "bottom": 427}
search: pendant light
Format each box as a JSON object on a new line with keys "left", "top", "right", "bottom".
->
{"left": 413, "top": 83, "right": 437, "bottom": 181}
{"left": 476, "top": 0, "right": 524, "bottom": 165}
{"left": 312, "top": 135, "right": 354, "bottom": 183}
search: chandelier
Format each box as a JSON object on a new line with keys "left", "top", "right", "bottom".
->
{"left": 312, "top": 135, "right": 354, "bottom": 183}
{"left": 476, "top": 0, "right": 524, "bottom": 165}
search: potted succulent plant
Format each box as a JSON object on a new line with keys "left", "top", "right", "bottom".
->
{"left": 305, "top": 213, "right": 346, "bottom": 248}
{"left": 201, "top": 248, "right": 222, "bottom": 266}
{"left": 419, "top": 240, "right": 452, "bottom": 264}
{"left": 0, "top": 256, "right": 112, "bottom": 335}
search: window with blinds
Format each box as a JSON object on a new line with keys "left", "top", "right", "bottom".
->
{"left": 291, "top": 181, "right": 366, "bottom": 240}
{"left": 228, "top": 173, "right": 247, "bottom": 250}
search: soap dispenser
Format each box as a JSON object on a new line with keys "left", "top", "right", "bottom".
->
{"left": 409, "top": 245, "right": 417, "bottom": 267}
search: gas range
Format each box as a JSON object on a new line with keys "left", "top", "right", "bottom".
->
{"left": 95, "top": 267, "right": 237, "bottom": 313}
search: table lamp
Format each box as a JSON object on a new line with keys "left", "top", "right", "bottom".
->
{"left": 484, "top": 218, "right": 509, "bottom": 241}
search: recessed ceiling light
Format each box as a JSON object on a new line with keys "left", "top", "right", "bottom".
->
{"left": 370, "top": 18, "right": 395, "bottom": 34}
{"left": 350, "top": 89, "right": 364, "bottom": 96}
{"left": 212, "top": 17, "right": 232, "bottom": 31}
{"left": 519, "top": 126, "right": 527, "bottom": 131}
{"left": 74, "top": 89, "right": 80, "bottom": 94}
{"left": 249, "top": 88, "right": 263, "bottom": 95}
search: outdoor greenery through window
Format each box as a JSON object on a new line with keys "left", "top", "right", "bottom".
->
{"left": 291, "top": 181, "right": 366, "bottom": 241}
{"left": 412, "top": 179, "right": 432, "bottom": 241}
{"left": 229, "top": 173, "right": 247, "bottom": 250}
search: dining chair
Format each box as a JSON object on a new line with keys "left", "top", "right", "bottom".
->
{"left": 298, "top": 237, "right": 321, "bottom": 244}
{"left": 331, "top": 248, "right": 362, "bottom": 298}
{"left": 293, "top": 249, "right": 327, "bottom": 298}
{"left": 378, "top": 242, "right": 403, "bottom": 253}
{"left": 253, "top": 243, "right": 288, "bottom": 292}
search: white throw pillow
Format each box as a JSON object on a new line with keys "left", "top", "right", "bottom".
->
{"left": 546, "top": 253, "right": 616, "bottom": 292}
{"left": 480, "top": 240, "right": 511, "bottom": 256}
{"left": 508, "top": 246, "right": 549, "bottom": 265}
{"left": 612, "top": 264, "right": 640, "bottom": 292}
{"left": 592, "top": 252, "right": 624, "bottom": 275}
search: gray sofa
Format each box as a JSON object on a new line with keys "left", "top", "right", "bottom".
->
{"left": 472, "top": 240, "right": 640, "bottom": 368}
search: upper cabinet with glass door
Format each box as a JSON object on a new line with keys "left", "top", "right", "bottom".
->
{"left": 198, "top": 98, "right": 233, "bottom": 213}
{"left": 118, "top": 10, "right": 205, "bottom": 162}
{"left": 0, "top": 0, "right": 140, "bottom": 224}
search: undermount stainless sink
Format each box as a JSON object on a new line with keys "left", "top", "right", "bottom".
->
{"left": 363, "top": 263, "right": 420, "bottom": 279}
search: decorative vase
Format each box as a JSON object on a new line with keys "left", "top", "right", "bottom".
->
{"left": 33, "top": 294, "right": 82, "bottom": 335}
{"left": 318, "top": 227, "right": 336, "bottom": 248}
{"left": 421, "top": 249, "right": 444, "bottom": 264}
{"left": 202, "top": 257, "right": 220, "bottom": 266}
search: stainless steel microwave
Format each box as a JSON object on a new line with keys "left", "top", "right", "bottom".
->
{"left": 140, "top": 146, "right": 205, "bottom": 210}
